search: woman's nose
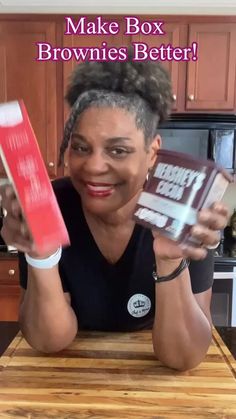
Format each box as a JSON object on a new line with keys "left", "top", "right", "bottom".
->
{"left": 83, "top": 151, "right": 108, "bottom": 174}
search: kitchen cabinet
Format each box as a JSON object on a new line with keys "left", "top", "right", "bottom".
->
{"left": 0, "top": 20, "right": 62, "bottom": 178}
{"left": 63, "top": 17, "right": 130, "bottom": 108}
{"left": 131, "top": 23, "right": 187, "bottom": 111}
{"left": 0, "top": 257, "right": 20, "bottom": 321}
{"left": 186, "top": 23, "right": 236, "bottom": 111}
{"left": 132, "top": 21, "right": 236, "bottom": 113}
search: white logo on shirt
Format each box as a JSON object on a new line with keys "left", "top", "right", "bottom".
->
{"left": 127, "top": 294, "right": 151, "bottom": 318}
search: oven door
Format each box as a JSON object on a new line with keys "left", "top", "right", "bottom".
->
{"left": 212, "top": 265, "right": 236, "bottom": 327}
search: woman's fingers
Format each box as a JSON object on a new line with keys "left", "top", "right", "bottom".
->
{"left": 152, "top": 201, "right": 229, "bottom": 262}
{"left": 1, "top": 212, "right": 32, "bottom": 249}
{"left": 153, "top": 233, "right": 208, "bottom": 261}
{"left": 198, "top": 203, "right": 229, "bottom": 231}
{"left": 0, "top": 184, "right": 15, "bottom": 211}
{"left": 189, "top": 202, "right": 229, "bottom": 251}
{"left": 191, "top": 225, "right": 221, "bottom": 247}
{"left": 180, "top": 244, "right": 208, "bottom": 260}
{"left": 0, "top": 184, "right": 34, "bottom": 252}
{"left": 11, "top": 199, "right": 22, "bottom": 219}
{"left": 0, "top": 185, "right": 22, "bottom": 220}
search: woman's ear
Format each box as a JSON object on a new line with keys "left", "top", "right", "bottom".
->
{"left": 149, "top": 134, "right": 162, "bottom": 168}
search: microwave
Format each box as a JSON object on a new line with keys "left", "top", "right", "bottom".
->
{"left": 158, "top": 113, "right": 236, "bottom": 172}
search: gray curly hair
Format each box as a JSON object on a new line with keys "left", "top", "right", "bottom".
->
{"left": 58, "top": 56, "right": 173, "bottom": 165}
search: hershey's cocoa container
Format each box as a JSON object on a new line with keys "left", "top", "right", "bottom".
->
{"left": 133, "top": 149, "right": 232, "bottom": 246}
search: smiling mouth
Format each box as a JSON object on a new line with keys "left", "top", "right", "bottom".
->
{"left": 83, "top": 182, "right": 116, "bottom": 197}
{"left": 86, "top": 182, "right": 114, "bottom": 191}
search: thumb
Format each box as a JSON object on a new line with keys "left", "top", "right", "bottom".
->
{"left": 151, "top": 229, "right": 160, "bottom": 239}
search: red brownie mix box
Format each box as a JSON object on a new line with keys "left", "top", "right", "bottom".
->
{"left": 133, "top": 149, "right": 232, "bottom": 246}
{"left": 0, "top": 100, "right": 70, "bottom": 255}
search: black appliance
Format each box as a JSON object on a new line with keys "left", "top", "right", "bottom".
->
{"left": 158, "top": 113, "right": 236, "bottom": 172}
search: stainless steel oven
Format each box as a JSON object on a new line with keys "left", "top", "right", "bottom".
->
{"left": 211, "top": 263, "right": 236, "bottom": 327}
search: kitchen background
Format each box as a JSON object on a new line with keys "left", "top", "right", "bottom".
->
{"left": 0, "top": 0, "right": 236, "bottom": 327}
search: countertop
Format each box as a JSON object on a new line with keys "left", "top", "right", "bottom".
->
{"left": 0, "top": 250, "right": 18, "bottom": 260}
{"left": 0, "top": 326, "right": 235, "bottom": 418}
{"left": 0, "top": 322, "right": 235, "bottom": 359}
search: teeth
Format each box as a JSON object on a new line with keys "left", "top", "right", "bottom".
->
{"left": 87, "top": 184, "right": 113, "bottom": 192}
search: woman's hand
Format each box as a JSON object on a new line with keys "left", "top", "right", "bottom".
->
{"left": 152, "top": 202, "right": 229, "bottom": 261}
{"left": 0, "top": 184, "right": 35, "bottom": 254}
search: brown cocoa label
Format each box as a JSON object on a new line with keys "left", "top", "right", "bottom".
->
{"left": 133, "top": 151, "right": 223, "bottom": 244}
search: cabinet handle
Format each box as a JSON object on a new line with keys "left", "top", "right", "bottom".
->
{"left": 48, "top": 162, "right": 54, "bottom": 168}
{"left": 8, "top": 269, "right": 15, "bottom": 276}
{"left": 188, "top": 94, "right": 194, "bottom": 101}
{"left": 172, "top": 94, "right": 177, "bottom": 101}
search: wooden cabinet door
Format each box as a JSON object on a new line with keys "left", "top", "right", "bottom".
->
{"left": 63, "top": 18, "right": 130, "bottom": 108}
{"left": 186, "top": 23, "right": 236, "bottom": 111}
{"left": 132, "top": 23, "right": 187, "bottom": 111}
{"left": 0, "top": 21, "right": 61, "bottom": 177}
{"left": 0, "top": 259, "right": 19, "bottom": 286}
{"left": 0, "top": 285, "right": 20, "bottom": 321}
{"left": 0, "top": 258, "right": 20, "bottom": 321}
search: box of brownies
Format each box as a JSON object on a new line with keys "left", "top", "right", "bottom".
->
{"left": 0, "top": 100, "right": 70, "bottom": 255}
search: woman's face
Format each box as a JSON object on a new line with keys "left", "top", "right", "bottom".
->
{"left": 68, "top": 106, "right": 160, "bottom": 215}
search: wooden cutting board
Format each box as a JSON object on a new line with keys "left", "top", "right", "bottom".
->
{"left": 0, "top": 328, "right": 235, "bottom": 418}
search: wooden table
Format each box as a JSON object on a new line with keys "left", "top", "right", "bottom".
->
{"left": 0, "top": 329, "right": 235, "bottom": 418}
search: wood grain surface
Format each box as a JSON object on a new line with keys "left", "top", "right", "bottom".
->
{"left": 0, "top": 329, "right": 235, "bottom": 418}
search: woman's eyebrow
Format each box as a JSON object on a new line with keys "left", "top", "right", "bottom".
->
{"left": 71, "top": 134, "right": 132, "bottom": 144}
{"left": 105, "top": 137, "right": 132, "bottom": 145}
{"left": 71, "top": 133, "right": 87, "bottom": 141}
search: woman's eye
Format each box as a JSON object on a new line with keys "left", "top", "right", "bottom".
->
{"left": 110, "top": 148, "right": 129, "bottom": 157}
{"left": 71, "top": 144, "right": 89, "bottom": 154}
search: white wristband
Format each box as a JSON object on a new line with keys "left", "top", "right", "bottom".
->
{"left": 25, "top": 246, "right": 62, "bottom": 269}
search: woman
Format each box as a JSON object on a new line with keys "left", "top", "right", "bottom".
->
{"left": 0, "top": 58, "right": 228, "bottom": 371}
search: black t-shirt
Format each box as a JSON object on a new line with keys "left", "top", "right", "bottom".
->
{"left": 19, "top": 177, "right": 214, "bottom": 332}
